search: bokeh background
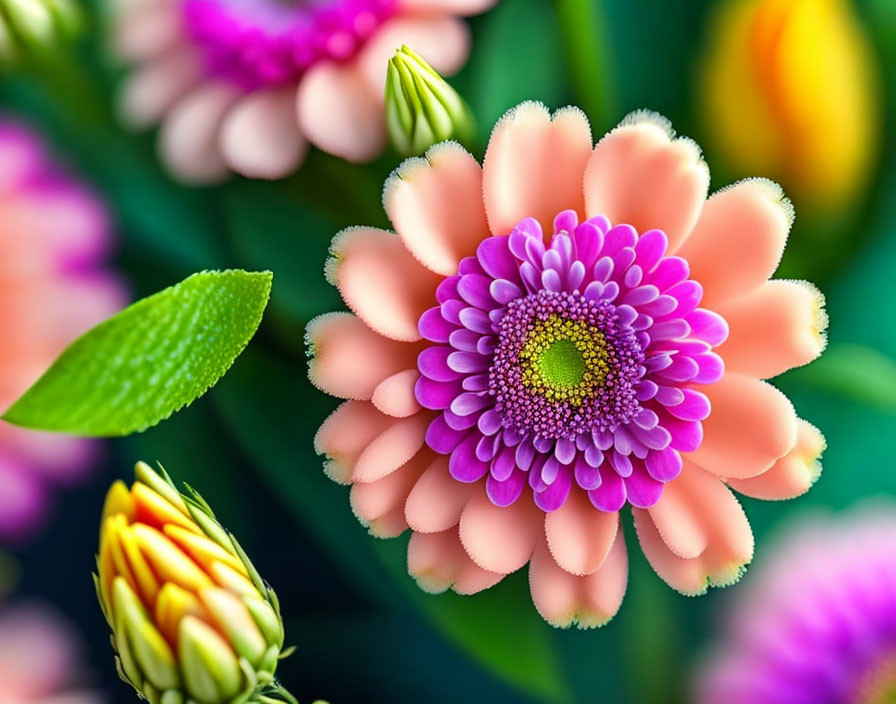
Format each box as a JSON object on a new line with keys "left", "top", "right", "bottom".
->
{"left": 2, "top": 0, "right": 896, "bottom": 702}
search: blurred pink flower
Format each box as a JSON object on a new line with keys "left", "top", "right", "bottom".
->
{"left": 0, "top": 121, "right": 126, "bottom": 544}
{"left": 307, "top": 103, "right": 828, "bottom": 627}
{"left": 110, "top": 0, "right": 496, "bottom": 183}
{"left": 696, "top": 504, "right": 896, "bottom": 704}
{"left": 0, "top": 602, "right": 102, "bottom": 704}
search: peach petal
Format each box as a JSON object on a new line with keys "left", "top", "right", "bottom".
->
{"left": 326, "top": 227, "right": 442, "bottom": 342}
{"left": 544, "top": 489, "right": 618, "bottom": 576}
{"left": 115, "top": 0, "right": 183, "bottom": 62}
{"left": 384, "top": 142, "right": 490, "bottom": 276}
{"left": 676, "top": 179, "right": 793, "bottom": 306}
{"left": 716, "top": 280, "right": 828, "bottom": 379}
{"left": 405, "top": 455, "right": 477, "bottom": 533}
{"left": 689, "top": 372, "right": 798, "bottom": 480}
{"left": 296, "top": 61, "right": 384, "bottom": 162}
{"left": 408, "top": 528, "right": 504, "bottom": 595}
{"left": 399, "top": 0, "right": 497, "bottom": 13}
{"left": 483, "top": 102, "right": 593, "bottom": 236}
{"left": 372, "top": 369, "right": 422, "bottom": 417}
{"left": 306, "top": 312, "right": 421, "bottom": 400}
{"left": 220, "top": 88, "right": 308, "bottom": 180}
{"left": 350, "top": 450, "right": 430, "bottom": 537}
{"left": 584, "top": 112, "right": 709, "bottom": 251}
{"left": 645, "top": 474, "right": 709, "bottom": 560}
{"left": 728, "top": 419, "right": 825, "bottom": 500}
{"left": 158, "top": 82, "right": 241, "bottom": 184}
{"left": 357, "top": 15, "right": 469, "bottom": 96}
{"left": 314, "top": 401, "right": 395, "bottom": 484}
{"left": 528, "top": 532, "right": 627, "bottom": 629}
{"left": 634, "top": 467, "right": 753, "bottom": 596}
{"left": 119, "top": 45, "right": 203, "bottom": 129}
{"left": 353, "top": 413, "right": 430, "bottom": 483}
{"left": 458, "top": 490, "right": 542, "bottom": 574}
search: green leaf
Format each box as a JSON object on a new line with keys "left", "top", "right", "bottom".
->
{"left": 2, "top": 270, "right": 272, "bottom": 436}
{"left": 786, "top": 343, "right": 896, "bottom": 414}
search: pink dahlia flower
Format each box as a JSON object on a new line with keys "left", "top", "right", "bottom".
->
{"left": 308, "top": 103, "right": 828, "bottom": 627}
{"left": 111, "top": 0, "right": 496, "bottom": 182}
{"left": 0, "top": 602, "right": 103, "bottom": 704}
{"left": 0, "top": 121, "right": 126, "bottom": 544}
{"left": 696, "top": 504, "right": 896, "bottom": 704}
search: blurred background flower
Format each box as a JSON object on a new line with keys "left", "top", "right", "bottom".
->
{"left": 698, "top": 0, "right": 880, "bottom": 218}
{"left": 109, "top": 0, "right": 497, "bottom": 183}
{"left": 695, "top": 502, "right": 896, "bottom": 704}
{"left": 0, "top": 120, "right": 126, "bottom": 545}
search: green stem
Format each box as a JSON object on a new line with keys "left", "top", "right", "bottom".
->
{"left": 555, "top": 0, "right": 616, "bottom": 131}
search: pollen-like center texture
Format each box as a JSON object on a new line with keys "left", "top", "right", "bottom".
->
{"left": 182, "top": 0, "right": 397, "bottom": 89}
{"left": 491, "top": 291, "right": 643, "bottom": 440}
{"left": 415, "top": 211, "right": 729, "bottom": 512}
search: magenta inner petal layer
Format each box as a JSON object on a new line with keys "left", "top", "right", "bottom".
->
{"left": 415, "top": 210, "right": 728, "bottom": 513}
{"left": 183, "top": 0, "right": 397, "bottom": 90}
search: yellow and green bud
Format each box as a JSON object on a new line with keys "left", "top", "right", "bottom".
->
{"left": 95, "top": 462, "right": 294, "bottom": 704}
{"left": 699, "top": 0, "right": 879, "bottom": 212}
{"left": 385, "top": 45, "right": 475, "bottom": 157}
{"left": 0, "top": 0, "right": 81, "bottom": 63}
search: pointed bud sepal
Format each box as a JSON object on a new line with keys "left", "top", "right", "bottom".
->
{"left": 385, "top": 44, "right": 475, "bottom": 156}
{"left": 95, "top": 462, "right": 298, "bottom": 704}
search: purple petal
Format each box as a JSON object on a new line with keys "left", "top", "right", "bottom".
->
{"left": 655, "top": 385, "right": 685, "bottom": 406}
{"left": 688, "top": 309, "right": 730, "bottom": 346}
{"left": 574, "top": 221, "right": 604, "bottom": 268}
{"left": 636, "top": 380, "right": 659, "bottom": 401}
{"left": 592, "top": 256, "right": 614, "bottom": 283}
{"left": 667, "top": 389, "right": 711, "bottom": 422}
{"left": 534, "top": 464, "right": 572, "bottom": 511}
{"left": 487, "top": 469, "right": 526, "bottom": 507}
{"left": 654, "top": 355, "right": 699, "bottom": 382}
{"left": 418, "top": 307, "right": 454, "bottom": 342}
{"left": 553, "top": 209, "right": 579, "bottom": 234}
{"left": 478, "top": 409, "right": 502, "bottom": 436}
{"left": 630, "top": 423, "right": 672, "bottom": 451}
{"left": 490, "top": 278, "right": 522, "bottom": 304}
{"left": 490, "top": 446, "right": 516, "bottom": 481}
{"left": 622, "top": 284, "right": 660, "bottom": 307}
{"left": 634, "top": 229, "right": 668, "bottom": 272}
{"left": 418, "top": 346, "right": 461, "bottom": 381}
{"left": 458, "top": 274, "right": 496, "bottom": 310}
{"left": 644, "top": 447, "right": 682, "bottom": 481}
{"left": 436, "top": 275, "right": 460, "bottom": 303}
{"left": 444, "top": 408, "right": 480, "bottom": 430}
{"left": 449, "top": 328, "right": 480, "bottom": 352}
{"left": 458, "top": 256, "right": 484, "bottom": 275}
{"left": 441, "top": 299, "right": 464, "bottom": 325}
{"left": 574, "top": 455, "right": 602, "bottom": 490}
{"left": 447, "top": 350, "right": 489, "bottom": 373}
{"left": 692, "top": 352, "right": 725, "bottom": 384}
{"left": 449, "top": 433, "right": 490, "bottom": 482}
{"left": 648, "top": 256, "right": 689, "bottom": 291}
{"left": 450, "top": 391, "right": 491, "bottom": 417}
{"left": 555, "top": 437, "right": 576, "bottom": 465}
{"left": 477, "top": 236, "right": 520, "bottom": 281}
{"left": 476, "top": 433, "right": 500, "bottom": 462}
{"left": 458, "top": 307, "right": 492, "bottom": 334}
{"left": 603, "top": 224, "right": 637, "bottom": 255}
{"left": 463, "top": 374, "right": 489, "bottom": 391}
{"left": 425, "top": 415, "right": 469, "bottom": 454}
{"left": 584, "top": 444, "right": 604, "bottom": 467}
{"left": 624, "top": 264, "right": 643, "bottom": 289}
{"left": 624, "top": 463, "right": 664, "bottom": 508}
{"left": 515, "top": 440, "right": 535, "bottom": 470}
{"left": 649, "top": 319, "right": 690, "bottom": 341}
{"left": 415, "top": 376, "right": 463, "bottom": 410}
{"left": 642, "top": 294, "right": 678, "bottom": 317}
{"left": 666, "top": 281, "right": 703, "bottom": 318}
{"left": 588, "top": 467, "right": 626, "bottom": 512}
{"left": 662, "top": 414, "right": 704, "bottom": 452}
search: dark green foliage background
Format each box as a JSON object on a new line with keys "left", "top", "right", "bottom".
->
{"left": 4, "top": 1, "right": 896, "bottom": 702}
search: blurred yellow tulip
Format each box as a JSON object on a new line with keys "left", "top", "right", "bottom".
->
{"left": 699, "top": 0, "right": 880, "bottom": 212}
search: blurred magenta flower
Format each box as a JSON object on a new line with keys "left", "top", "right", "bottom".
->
{"left": 699, "top": 0, "right": 880, "bottom": 212}
{"left": 0, "top": 602, "right": 102, "bottom": 704}
{"left": 111, "top": 0, "right": 496, "bottom": 183}
{"left": 0, "top": 121, "right": 126, "bottom": 544}
{"left": 696, "top": 504, "right": 896, "bottom": 703}
{"left": 308, "top": 103, "right": 827, "bottom": 627}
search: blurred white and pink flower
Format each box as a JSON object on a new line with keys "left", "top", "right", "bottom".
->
{"left": 0, "top": 602, "right": 102, "bottom": 704}
{"left": 0, "top": 121, "right": 126, "bottom": 544}
{"left": 110, "top": 0, "right": 496, "bottom": 183}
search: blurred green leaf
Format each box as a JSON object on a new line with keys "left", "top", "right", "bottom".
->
{"left": 214, "top": 347, "right": 569, "bottom": 704}
{"left": 224, "top": 181, "right": 341, "bottom": 324}
{"left": 3, "top": 270, "right": 271, "bottom": 436}
{"left": 462, "top": 0, "right": 568, "bottom": 141}
{"left": 786, "top": 344, "right": 896, "bottom": 414}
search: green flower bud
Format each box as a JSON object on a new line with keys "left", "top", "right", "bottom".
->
{"left": 0, "top": 0, "right": 82, "bottom": 63}
{"left": 96, "top": 462, "right": 301, "bottom": 704}
{"left": 385, "top": 44, "right": 475, "bottom": 157}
